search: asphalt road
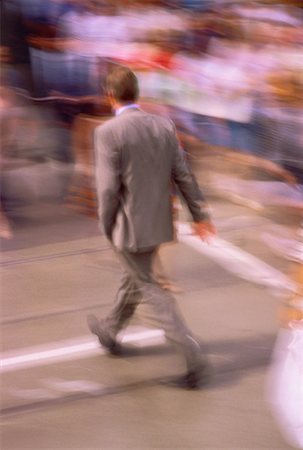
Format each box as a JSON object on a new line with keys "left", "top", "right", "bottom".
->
{"left": 1, "top": 194, "right": 298, "bottom": 449}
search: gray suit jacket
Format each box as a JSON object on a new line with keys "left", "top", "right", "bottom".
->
{"left": 94, "top": 107, "right": 208, "bottom": 252}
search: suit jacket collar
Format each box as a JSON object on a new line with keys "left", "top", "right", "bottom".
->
{"left": 115, "top": 104, "right": 140, "bottom": 116}
{"left": 115, "top": 103, "right": 139, "bottom": 116}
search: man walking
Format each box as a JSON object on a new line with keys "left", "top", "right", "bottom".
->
{"left": 88, "top": 66, "right": 216, "bottom": 388}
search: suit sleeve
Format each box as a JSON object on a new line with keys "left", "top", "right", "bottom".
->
{"left": 94, "top": 125, "right": 121, "bottom": 238}
{"left": 171, "top": 125, "right": 210, "bottom": 223}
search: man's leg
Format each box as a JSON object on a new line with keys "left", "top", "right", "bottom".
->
{"left": 103, "top": 271, "right": 142, "bottom": 337}
{"left": 115, "top": 248, "right": 205, "bottom": 375}
{"left": 87, "top": 269, "right": 141, "bottom": 354}
{"left": 88, "top": 246, "right": 207, "bottom": 386}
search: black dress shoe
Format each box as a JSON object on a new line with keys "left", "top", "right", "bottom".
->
{"left": 161, "top": 363, "right": 212, "bottom": 390}
{"left": 87, "top": 314, "right": 122, "bottom": 356}
{"left": 183, "top": 363, "right": 212, "bottom": 389}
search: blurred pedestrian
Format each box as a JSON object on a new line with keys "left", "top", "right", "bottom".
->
{"left": 266, "top": 221, "right": 303, "bottom": 449}
{"left": 87, "top": 66, "right": 216, "bottom": 388}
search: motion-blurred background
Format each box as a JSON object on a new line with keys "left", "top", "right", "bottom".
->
{"left": 1, "top": 1, "right": 302, "bottom": 449}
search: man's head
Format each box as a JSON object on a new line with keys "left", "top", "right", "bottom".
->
{"left": 106, "top": 66, "right": 139, "bottom": 110}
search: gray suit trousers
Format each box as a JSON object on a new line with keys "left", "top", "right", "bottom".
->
{"left": 103, "top": 247, "right": 203, "bottom": 372}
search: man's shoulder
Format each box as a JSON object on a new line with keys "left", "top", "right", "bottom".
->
{"left": 134, "top": 110, "right": 176, "bottom": 132}
{"left": 95, "top": 116, "right": 118, "bottom": 136}
{"left": 95, "top": 110, "right": 175, "bottom": 135}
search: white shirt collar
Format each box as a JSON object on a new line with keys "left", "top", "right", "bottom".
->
{"left": 115, "top": 103, "right": 140, "bottom": 116}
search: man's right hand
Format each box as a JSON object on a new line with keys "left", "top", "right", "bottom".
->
{"left": 192, "top": 221, "right": 216, "bottom": 242}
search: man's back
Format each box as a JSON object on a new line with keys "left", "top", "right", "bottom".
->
{"left": 95, "top": 108, "right": 177, "bottom": 251}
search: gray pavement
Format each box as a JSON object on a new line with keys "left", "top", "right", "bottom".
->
{"left": 0, "top": 198, "right": 297, "bottom": 449}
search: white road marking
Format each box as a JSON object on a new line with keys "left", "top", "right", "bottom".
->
{"left": 0, "top": 328, "right": 165, "bottom": 373}
{"left": 177, "top": 222, "right": 298, "bottom": 295}
{"left": 7, "top": 380, "right": 104, "bottom": 401}
{"left": 43, "top": 378, "right": 103, "bottom": 395}
{"left": 6, "top": 388, "right": 61, "bottom": 401}
{"left": 1, "top": 225, "right": 298, "bottom": 376}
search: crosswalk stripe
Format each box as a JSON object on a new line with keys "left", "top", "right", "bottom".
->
{"left": 177, "top": 222, "right": 298, "bottom": 294}
{"left": 0, "top": 328, "right": 165, "bottom": 373}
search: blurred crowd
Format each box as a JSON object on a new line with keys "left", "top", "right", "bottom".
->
{"left": 2, "top": 0, "right": 303, "bottom": 166}
{"left": 1, "top": 0, "right": 303, "bottom": 225}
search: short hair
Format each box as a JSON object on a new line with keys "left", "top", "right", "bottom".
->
{"left": 106, "top": 66, "right": 139, "bottom": 103}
